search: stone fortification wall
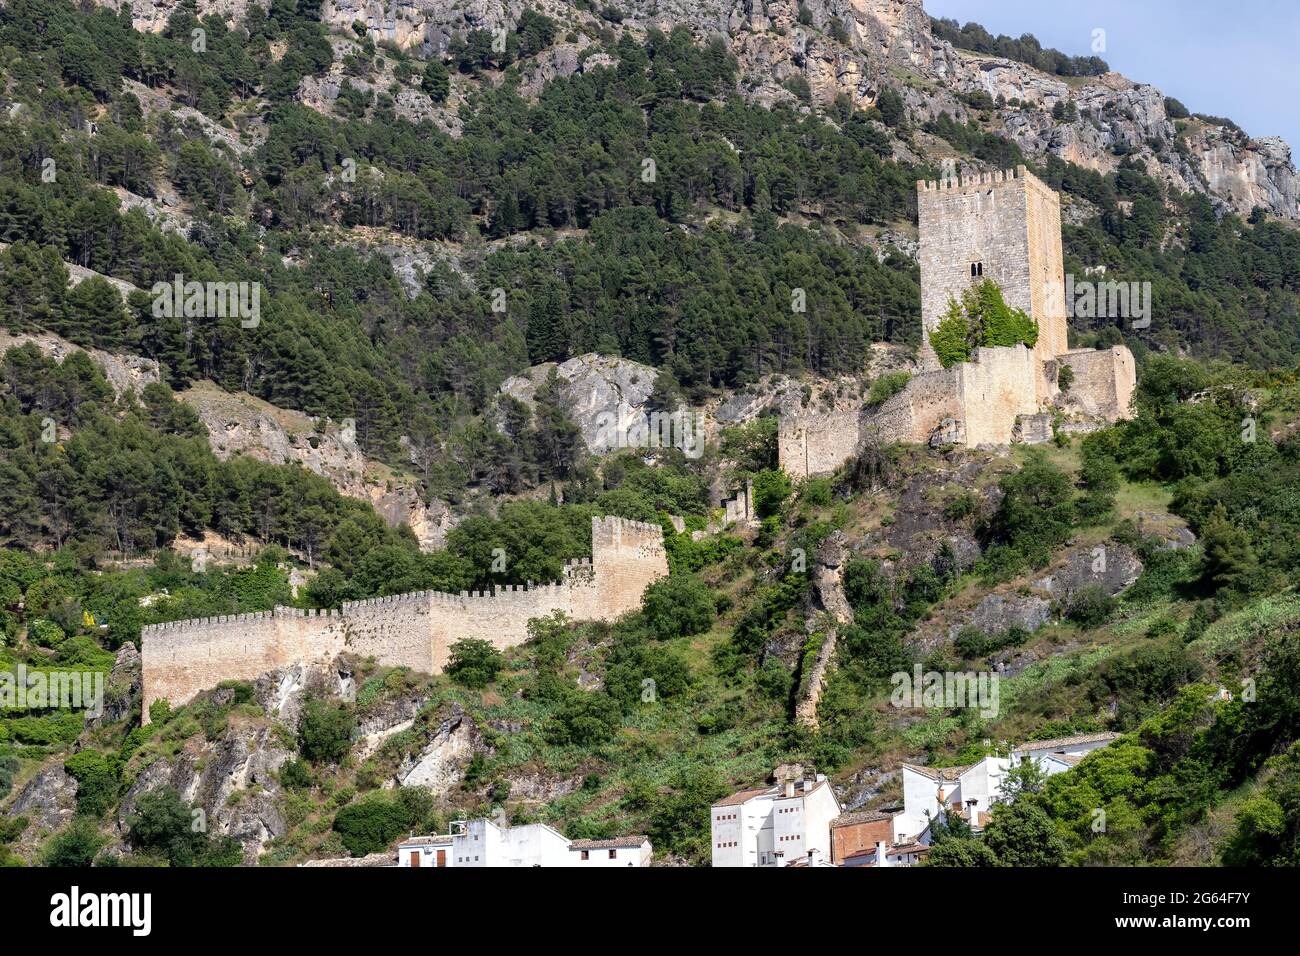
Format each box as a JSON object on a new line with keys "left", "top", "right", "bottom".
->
{"left": 140, "top": 517, "right": 666, "bottom": 720}
{"left": 1058, "top": 347, "right": 1137, "bottom": 421}
{"left": 141, "top": 608, "right": 345, "bottom": 723}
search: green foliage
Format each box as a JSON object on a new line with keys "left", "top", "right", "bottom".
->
{"left": 641, "top": 574, "right": 715, "bottom": 640}
{"left": 42, "top": 817, "right": 105, "bottom": 867}
{"left": 866, "top": 371, "right": 912, "bottom": 407}
{"left": 982, "top": 453, "right": 1075, "bottom": 570}
{"left": 446, "top": 638, "right": 504, "bottom": 689}
{"left": 931, "top": 18, "right": 1109, "bottom": 75}
{"left": 981, "top": 800, "right": 1068, "bottom": 866}
{"left": 332, "top": 793, "right": 413, "bottom": 856}
{"left": 126, "top": 785, "right": 237, "bottom": 866}
{"left": 751, "top": 469, "right": 792, "bottom": 519}
{"left": 930, "top": 301, "right": 971, "bottom": 368}
{"left": 298, "top": 699, "right": 356, "bottom": 764}
{"left": 924, "top": 837, "right": 998, "bottom": 866}
{"left": 420, "top": 59, "right": 450, "bottom": 102}
{"left": 64, "top": 750, "right": 119, "bottom": 817}
{"left": 1065, "top": 585, "right": 1117, "bottom": 628}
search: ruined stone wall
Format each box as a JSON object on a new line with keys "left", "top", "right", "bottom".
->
{"left": 954, "top": 345, "right": 1041, "bottom": 446}
{"left": 777, "top": 409, "right": 862, "bottom": 478}
{"left": 140, "top": 517, "right": 667, "bottom": 719}
{"left": 141, "top": 608, "right": 345, "bottom": 722}
{"left": 1059, "top": 347, "right": 1137, "bottom": 421}
{"left": 867, "top": 365, "right": 962, "bottom": 445}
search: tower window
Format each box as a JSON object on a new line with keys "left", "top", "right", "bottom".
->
{"left": 970, "top": 262, "right": 983, "bottom": 278}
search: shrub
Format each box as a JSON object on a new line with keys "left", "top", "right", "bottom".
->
{"left": 43, "top": 817, "right": 105, "bottom": 867}
{"left": 752, "top": 468, "right": 792, "bottom": 518}
{"left": 333, "top": 795, "right": 410, "bottom": 856}
{"left": 64, "top": 750, "right": 118, "bottom": 817}
{"left": 279, "top": 758, "right": 312, "bottom": 791}
{"left": 1066, "top": 585, "right": 1116, "bottom": 627}
{"left": 641, "top": 574, "right": 715, "bottom": 640}
{"left": 866, "top": 371, "right": 912, "bottom": 407}
{"left": 298, "top": 699, "right": 356, "bottom": 764}
{"left": 446, "top": 638, "right": 504, "bottom": 689}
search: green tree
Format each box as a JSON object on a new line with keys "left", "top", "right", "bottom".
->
{"left": 298, "top": 699, "right": 356, "bottom": 764}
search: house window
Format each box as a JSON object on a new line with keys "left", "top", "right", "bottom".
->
{"left": 608, "top": 849, "right": 617, "bottom": 860}
{"left": 581, "top": 850, "right": 590, "bottom": 860}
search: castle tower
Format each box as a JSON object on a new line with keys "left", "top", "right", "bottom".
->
{"left": 916, "top": 166, "right": 1068, "bottom": 401}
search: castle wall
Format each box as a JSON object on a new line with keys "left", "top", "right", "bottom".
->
{"left": 954, "top": 345, "right": 1041, "bottom": 446}
{"left": 140, "top": 517, "right": 667, "bottom": 721}
{"left": 867, "top": 365, "right": 962, "bottom": 445}
{"left": 141, "top": 608, "right": 345, "bottom": 722}
{"left": 778, "top": 410, "right": 862, "bottom": 479}
{"left": 344, "top": 592, "right": 436, "bottom": 673}
{"left": 1059, "top": 347, "right": 1137, "bottom": 421}
{"left": 916, "top": 166, "right": 1069, "bottom": 395}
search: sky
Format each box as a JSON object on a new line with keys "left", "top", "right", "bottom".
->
{"left": 924, "top": 0, "right": 1300, "bottom": 154}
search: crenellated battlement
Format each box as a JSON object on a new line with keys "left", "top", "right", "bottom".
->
{"left": 141, "top": 516, "right": 668, "bottom": 721}
{"left": 917, "top": 165, "right": 1029, "bottom": 194}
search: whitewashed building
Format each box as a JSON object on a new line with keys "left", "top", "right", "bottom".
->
{"left": 711, "top": 774, "right": 842, "bottom": 867}
{"left": 397, "top": 834, "right": 454, "bottom": 868}
{"left": 893, "top": 732, "right": 1122, "bottom": 845}
{"left": 569, "top": 836, "right": 653, "bottom": 867}
{"left": 399, "top": 820, "right": 652, "bottom": 868}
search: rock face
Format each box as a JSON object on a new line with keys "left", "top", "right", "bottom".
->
{"left": 118, "top": 719, "right": 295, "bottom": 864}
{"left": 499, "top": 353, "right": 662, "bottom": 453}
{"left": 950, "top": 593, "right": 1052, "bottom": 640}
{"left": 180, "top": 382, "right": 455, "bottom": 551}
{"left": 1035, "top": 542, "right": 1143, "bottom": 602}
{"left": 0, "top": 329, "right": 160, "bottom": 398}
{"left": 396, "top": 705, "right": 481, "bottom": 790}
{"left": 86, "top": 0, "right": 1296, "bottom": 220}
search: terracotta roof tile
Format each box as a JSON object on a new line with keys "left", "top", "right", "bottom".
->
{"left": 1013, "top": 732, "right": 1119, "bottom": 754}
{"left": 569, "top": 836, "right": 649, "bottom": 850}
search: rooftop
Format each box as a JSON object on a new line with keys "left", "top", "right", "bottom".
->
{"left": 1013, "top": 732, "right": 1120, "bottom": 754}
{"left": 570, "top": 836, "right": 649, "bottom": 850}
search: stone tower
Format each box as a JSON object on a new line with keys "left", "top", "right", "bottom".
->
{"left": 916, "top": 165, "right": 1069, "bottom": 401}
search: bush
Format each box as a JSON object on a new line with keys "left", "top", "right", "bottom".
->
{"left": 752, "top": 468, "right": 792, "bottom": 518}
{"left": 126, "top": 785, "right": 221, "bottom": 866}
{"left": 542, "top": 691, "right": 622, "bottom": 746}
{"left": 866, "top": 371, "right": 911, "bottom": 407}
{"left": 1066, "top": 585, "right": 1116, "bottom": 628}
{"left": 446, "top": 638, "right": 504, "bottom": 689}
{"left": 298, "top": 699, "right": 356, "bottom": 764}
{"left": 64, "top": 751, "right": 118, "bottom": 817}
{"left": 333, "top": 795, "right": 410, "bottom": 856}
{"left": 43, "top": 817, "right": 105, "bottom": 867}
{"left": 279, "top": 758, "right": 312, "bottom": 791}
{"left": 641, "top": 574, "right": 715, "bottom": 640}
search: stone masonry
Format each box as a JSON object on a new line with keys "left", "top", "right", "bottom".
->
{"left": 140, "top": 516, "right": 667, "bottom": 721}
{"left": 780, "top": 166, "right": 1136, "bottom": 477}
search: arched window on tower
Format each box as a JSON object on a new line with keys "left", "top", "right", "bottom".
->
{"left": 970, "top": 261, "right": 983, "bottom": 279}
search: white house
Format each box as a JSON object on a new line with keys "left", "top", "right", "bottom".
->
{"left": 452, "top": 819, "right": 572, "bottom": 867}
{"left": 1012, "top": 732, "right": 1119, "bottom": 766}
{"left": 569, "top": 836, "right": 653, "bottom": 867}
{"left": 894, "top": 760, "right": 1009, "bottom": 843}
{"left": 711, "top": 774, "right": 842, "bottom": 867}
{"left": 894, "top": 733, "right": 1122, "bottom": 844}
{"left": 399, "top": 820, "right": 652, "bottom": 867}
{"left": 841, "top": 841, "right": 931, "bottom": 868}
{"left": 397, "top": 835, "right": 454, "bottom": 868}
